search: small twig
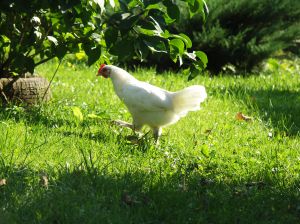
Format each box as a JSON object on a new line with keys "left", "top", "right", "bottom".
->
{"left": 35, "top": 56, "right": 56, "bottom": 67}
{"left": 41, "top": 58, "right": 63, "bottom": 102}
{"left": 0, "top": 91, "right": 9, "bottom": 104}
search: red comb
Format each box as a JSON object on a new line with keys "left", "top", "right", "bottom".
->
{"left": 98, "top": 64, "right": 106, "bottom": 73}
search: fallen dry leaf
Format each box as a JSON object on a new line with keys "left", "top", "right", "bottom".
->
{"left": 39, "top": 175, "right": 49, "bottom": 188}
{"left": 199, "top": 177, "right": 214, "bottom": 186}
{"left": 245, "top": 181, "right": 266, "bottom": 189}
{"left": 236, "top": 112, "right": 253, "bottom": 121}
{"left": 204, "top": 129, "right": 212, "bottom": 134}
{"left": 121, "top": 192, "right": 141, "bottom": 206}
{"left": 126, "top": 135, "right": 140, "bottom": 144}
{"left": 121, "top": 192, "right": 135, "bottom": 206}
{"left": 0, "top": 179, "right": 6, "bottom": 186}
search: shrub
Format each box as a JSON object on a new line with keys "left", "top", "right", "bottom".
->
{"left": 0, "top": 0, "right": 208, "bottom": 78}
{"left": 0, "top": 0, "right": 102, "bottom": 77}
{"left": 178, "top": 0, "right": 300, "bottom": 73}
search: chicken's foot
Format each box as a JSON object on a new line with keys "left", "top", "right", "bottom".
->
{"left": 153, "top": 127, "right": 162, "bottom": 145}
{"left": 112, "top": 120, "right": 134, "bottom": 129}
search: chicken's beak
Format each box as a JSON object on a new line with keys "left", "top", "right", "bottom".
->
{"left": 97, "top": 71, "right": 109, "bottom": 78}
{"left": 97, "top": 64, "right": 106, "bottom": 77}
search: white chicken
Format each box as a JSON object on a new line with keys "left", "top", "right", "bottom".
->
{"left": 97, "top": 64, "right": 207, "bottom": 142}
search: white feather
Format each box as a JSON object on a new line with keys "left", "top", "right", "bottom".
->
{"left": 172, "top": 85, "right": 207, "bottom": 116}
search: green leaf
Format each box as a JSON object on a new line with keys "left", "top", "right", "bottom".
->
{"left": 119, "top": 14, "right": 140, "bottom": 30}
{"left": 71, "top": 106, "right": 84, "bottom": 122}
{"left": 169, "top": 39, "right": 185, "bottom": 64}
{"left": 149, "top": 16, "right": 164, "bottom": 35}
{"left": 189, "top": 0, "right": 201, "bottom": 13}
{"left": 201, "top": 145, "right": 209, "bottom": 157}
{"left": 50, "top": 17, "right": 60, "bottom": 25}
{"left": 162, "top": 13, "right": 176, "bottom": 25}
{"left": 0, "top": 35, "right": 10, "bottom": 59}
{"left": 109, "top": 39, "right": 134, "bottom": 60}
{"left": 88, "top": 47, "right": 101, "bottom": 66}
{"left": 194, "top": 51, "right": 208, "bottom": 67}
{"left": 182, "top": 67, "right": 191, "bottom": 76}
{"left": 83, "top": 44, "right": 101, "bottom": 66}
{"left": 186, "top": 0, "right": 195, "bottom": 5}
{"left": 109, "top": 0, "right": 116, "bottom": 8}
{"left": 143, "top": 38, "right": 167, "bottom": 53}
{"left": 135, "top": 26, "right": 156, "bottom": 36}
{"left": 87, "top": 113, "right": 101, "bottom": 119}
{"left": 169, "top": 38, "right": 185, "bottom": 55}
{"left": 161, "top": 30, "right": 170, "bottom": 38}
{"left": 189, "top": 0, "right": 205, "bottom": 18}
{"left": 11, "top": 54, "right": 35, "bottom": 74}
{"left": 163, "top": 0, "right": 180, "bottom": 21}
{"left": 170, "top": 34, "right": 192, "bottom": 49}
{"left": 93, "top": 0, "right": 105, "bottom": 13}
{"left": 34, "top": 30, "right": 42, "bottom": 40}
{"left": 88, "top": 111, "right": 111, "bottom": 119}
{"left": 54, "top": 45, "right": 68, "bottom": 59}
{"left": 47, "top": 36, "right": 58, "bottom": 46}
{"left": 146, "top": 2, "right": 176, "bottom": 24}
{"left": 134, "top": 40, "right": 149, "bottom": 62}
{"left": 188, "top": 64, "right": 200, "bottom": 80}
{"left": 184, "top": 52, "right": 197, "bottom": 61}
{"left": 127, "top": 0, "right": 143, "bottom": 8}
{"left": 178, "top": 55, "right": 183, "bottom": 66}
{"left": 203, "top": 0, "right": 209, "bottom": 15}
{"left": 178, "top": 33, "right": 192, "bottom": 48}
{"left": 146, "top": 3, "right": 163, "bottom": 11}
{"left": 91, "top": 33, "right": 101, "bottom": 42}
{"left": 0, "top": 35, "right": 11, "bottom": 47}
{"left": 104, "top": 28, "right": 118, "bottom": 49}
{"left": 64, "top": 33, "right": 76, "bottom": 41}
{"left": 25, "top": 57, "right": 35, "bottom": 74}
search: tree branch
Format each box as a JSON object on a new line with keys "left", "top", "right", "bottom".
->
{"left": 34, "top": 56, "right": 55, "bottom": 67}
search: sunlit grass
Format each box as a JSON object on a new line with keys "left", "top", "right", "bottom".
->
{"left": 0, "top": 60, "right": 300, "bottom": 223}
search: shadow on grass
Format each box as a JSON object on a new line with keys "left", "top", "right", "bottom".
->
{"left": 0, "top": 105, "right": 72, "bottom": 128}
{"left": 58, "top": 129, "right": 109, "bottom": 143}
{"left": 1, "top": 167, "right": 300, "bottom": 224}
{"left": 223, "top": 87, "right": 300, "bottom": 136}
{"left": 0, "top": 105, "right": 111, "bottom": 143}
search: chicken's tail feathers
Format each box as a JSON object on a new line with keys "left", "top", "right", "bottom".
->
{"left": 172, "top": 85, "right": 207, "bottom": 116}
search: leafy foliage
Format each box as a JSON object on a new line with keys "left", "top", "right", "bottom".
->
{"left": 176, "top": 0, "right": 300, "bottom": 73}
{"left": 0, "top": 0, "right": 98, "bottom": 76}
{"left": 0, "top": 0, "right": 208, "bottom": 78}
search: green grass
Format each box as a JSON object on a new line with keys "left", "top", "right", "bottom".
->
{"left": 1, "top": 60, "right": 300, "bottom": 223}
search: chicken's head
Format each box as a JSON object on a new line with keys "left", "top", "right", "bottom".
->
{"left": 97, "top": 64, "right": 111, "bottom": 78}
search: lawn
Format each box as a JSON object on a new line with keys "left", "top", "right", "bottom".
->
{"left": 0, "top": 60, "right": 300, "bottom": 223}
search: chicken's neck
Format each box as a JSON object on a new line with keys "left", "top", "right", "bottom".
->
{"left": 110, "top": 68, "right": 136, "bottom": 94}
